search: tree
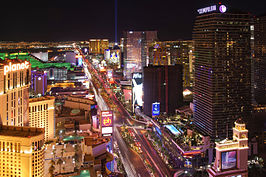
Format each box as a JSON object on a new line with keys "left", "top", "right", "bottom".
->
{"left": 57, "top": 158, "right": 64, "bottom": 174}
{"left": 248, "top": 156, "right": 264, "bottom": 177}
{"left": 74, "top": 143, "right": 82, "bottom": 170}
{"left": 49, "top": 160, "right": 55, "bottom": 177}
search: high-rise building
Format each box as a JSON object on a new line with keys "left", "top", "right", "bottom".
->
{"left": 0, "top": 59, "right": 31, "bottom": 126}
{"left": 30, "top": 70, "right": 47, "bottom": 96}
{"left": 89, "top": 39, "right": 109, "bottom": 54}
{"left": 123, "top": 30, "right": 157, "bottom": 79}
{"left": 29, "top": 96, "right": 55, "bottom": 141}
{"left": 193, "top": 4, "right": 252, "bottom": 140}
{"left": 149, "top": 40, "right": 195, "bottom": 88}
{"left": 143, "top": 65, "right": 183, "bottom": 116}
{"left": 0, "top": 125, "right": 45, "bottom": 177}
{"left": 253, "top": 15, "right": 266, "bottom": 104}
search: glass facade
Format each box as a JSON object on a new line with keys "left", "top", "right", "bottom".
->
{"left": 193, "top": 10, "right": 252, "bottom": 140}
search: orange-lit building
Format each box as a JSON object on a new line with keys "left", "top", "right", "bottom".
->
{"left": 29, "top": 96, "right": 55, "bottom": 141}
{"left": 0, "top": 59, "right": 31, "bottom": 126}
{"left": 89, "top": 39, "right": 109, "bottom": 54}
{"left": 0, "top": 125, "right": 45, "bottom": 177}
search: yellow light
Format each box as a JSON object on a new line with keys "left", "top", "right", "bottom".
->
{"left": 48, "top": 106, "right": 54, "bottom": 110}
{"left": 24, "top": 149, "right": 32, "bottom": 154}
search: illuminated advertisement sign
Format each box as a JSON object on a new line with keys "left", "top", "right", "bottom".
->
{"left": 123, "top": 89, "right": 132, "bottom": 101}
{"left": 221, "top": 151, "right": 237, "bottom": 170}
{"left": 101, "top": 110, "right": 113, "bottom": 136}
{"left": 152, "top": 102, "right": 160, "bottom": 117}
{"left": 110, "top": 51, "right": 120, "bottom": 63}
{"left": 107, "top": 69, "right": 113, "bottom": 79}
{"left": 4, "top": 61, "right": 30, "bottom": 75}
{"left": 132, "top": 72, "right": 143, "bottom": 110}
{"left": 92, "top": 115, "right": 98, "bottom": 129}
{"left": 197, "top": 5, "right": 227, "bottom": 14}
{"left": 219, "top": 5, "right": 227, "bottom": 13}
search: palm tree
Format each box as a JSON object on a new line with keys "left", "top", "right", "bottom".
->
{"left": 49, "top": 160, "right": 55, "bottom": 177}
{"left": 74, "top": 143, "right": 81, "bottom": 170}
{"left": 57, "top": 158, "right": 64, "bottom": 174}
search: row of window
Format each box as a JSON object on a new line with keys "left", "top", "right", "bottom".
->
{"left": 29, "top": 104, "right": 49, "bottom": 113}
{"left": 3, "top": 70, "right": 30, "bottom": 93}
{"left": 0, "top": 142, "right": 21, "bottom": 153}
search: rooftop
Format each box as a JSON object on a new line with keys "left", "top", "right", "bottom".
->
{"left": 63, "top": 135, "right": 84, "bottom": 142}
{"left": 29, "top": 96, "right": 55, "bottom": 103}
{"left": 0, "top": 125, "right": 44, "bottom": 138}
{"left": 0, "top": 58, "right": 26, "bottom": 66}
{"left": 71, "top": 170, "right": 90, "bottom": 177}
{"left": 0, "top": 52, "right": 72, "bottom": 70}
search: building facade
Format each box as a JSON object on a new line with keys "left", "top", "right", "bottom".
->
{"left": 253, "top": 15, "right": 266, "bottom": 105}
{"left": 29, "top": 96, "right": 55, "bottom": 141}
{"left": 143, "top": 65, "right": 183, "bottom": 116}
{"left": 208, "top": 119, "right": 249, "bottom": 177}
{"left": 31, "top": 70, "right": 47, "bottom": 96}
{"left": 149, "top": 40, "right": 195, "bottom": 88}
{"left": 123, "top": 31, "right": 157, "bottom": 79}
{"left": 193, "top": 4, "right": 252, "bottom": 140}
{"left": 0, "top": 125, "right": 45, "bottom": 177}
{"left": 89, "top": 39, "right": 109, "bottom": 54}
{"left": 0, "top": 59, "right": 31, "bottom": 126}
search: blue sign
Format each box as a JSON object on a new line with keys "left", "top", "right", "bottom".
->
{"left": 152, "top": 102, "right": 160, "bottom": 117}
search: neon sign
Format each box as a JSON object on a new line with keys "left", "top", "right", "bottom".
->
{"left": 197, "top": 5, "right": 227, "bottom": 14}
{"left": 152, "top": 102, "right": 160, "bottom": 117}
{"left": 4, "top": 61, "right": 30, "bottom": 75}
{"left": 101, "top": 111, "right": 113, "bottom": 127}
{"left": 219, "top": 5, "right": 227, "bottom": 13}
{"left": 197, "top": 5, "right": 217, "bottom": 14}
{"left": 102, "top": 117, "right": 112, "bottom": 127}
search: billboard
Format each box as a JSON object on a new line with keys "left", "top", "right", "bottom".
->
{"left": 101, "top": 110, "right": 113, "bottom": 136}
{"left": 221, "top": 151, "right": 237, "bottom": 170}
{"left": 132, "top": 72, "right": 143, "bottom": 111}
{"left": 123, "top": 89, "right": 132, "bottom": 101}
{"left": 92, "top": 115, "right": 98, "bottom": 129}
{"left": 107, "top": 69, "right": 113, "bottom": 79}
{"left": 152, "top": 102, "right": 160, "bottom": 117}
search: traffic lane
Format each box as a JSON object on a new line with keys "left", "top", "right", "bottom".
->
{"left": 128, "top": 149, "right": 151, "bottom": 177}
{"left": 133, "top": 130, "right": 164, "bottom": 177}
{"left": 114, "top": 127, "right": 138, "bottom": 176}
{"left": 114, "top": 127, "right": 151, "bottom": 177}
{"left": 135, "top": 129, "right": 174, "bottom": 177}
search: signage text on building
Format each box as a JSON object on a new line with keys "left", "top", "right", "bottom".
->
{"left": 4, "top": 61, "right": 30, "bottom": 75}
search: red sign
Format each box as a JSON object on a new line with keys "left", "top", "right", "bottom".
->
{"left": 101, "top": 111, "right": 113, "bottom": 127}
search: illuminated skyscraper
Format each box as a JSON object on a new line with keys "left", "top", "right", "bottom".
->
{"left": 149, "top": 40, "right": 195, "bottom": 88}
{"left": 0, "top": 125, "right": 45, "bottom": 177}
{"left": 123, "top": 30, "right": 157, "bottom": 79}
{"left": 193, "top": 4, "right": 252, "bottom": 140}
{"left": 253, "top": 15, "right": 266, "bottom": 104}
{"left": 89, "top": 39, "right": 109, "bottom": 54}
{"left": 29, "top": 96, "right": 55, "bottom": 141}
{"left": 0, "top": 59, "right": 31, "bottom": 126}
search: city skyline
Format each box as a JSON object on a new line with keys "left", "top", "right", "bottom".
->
{"left": 0, "top": 0, "right": 266, "bottom": 41}
{"left": 0, "top": 1, "right": 265, "bottom": 176}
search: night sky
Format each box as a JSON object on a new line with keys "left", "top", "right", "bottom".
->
{"left": 0, "top": 0, "right": 265, "bottom": 42}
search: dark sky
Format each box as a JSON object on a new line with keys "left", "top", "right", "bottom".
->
{"left": 0, "top": 0, "right": 265, "bottom": 42}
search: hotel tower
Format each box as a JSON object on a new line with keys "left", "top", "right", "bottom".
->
{"left": 193, "top": 4, "right": 252, "bottom": 140}
{"left": 0, "top": 59, "right": 31, "bottom": 126}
